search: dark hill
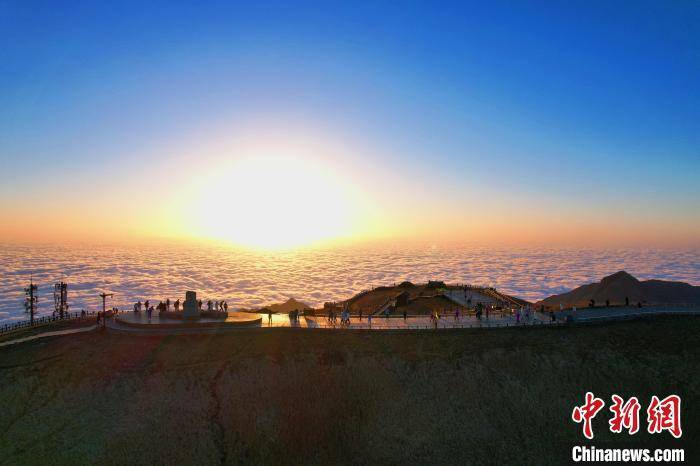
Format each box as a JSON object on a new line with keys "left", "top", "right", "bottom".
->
{"left": 537, "top": 271, "right": 700, "bottom": 308}
{"left": 268, "top": 298, "right": 310, "bottom": 313}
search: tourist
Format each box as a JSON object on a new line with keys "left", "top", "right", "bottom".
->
{"left": 404, "top": 309, "right": 408, "bottom": 321}
{"left": 550, "top": 310, "right": 555, "bottom": 322}
{"left": 166, "top": 298, "right": 170, "bottom": 311}
{"left": 133, "top": 302, "right": 138, "bottom": 313}
{"left": 144, "top": 300, "right": 150, "bottom": 312}
{"left": 174, "top": 299, "right": 180, "bottom": 311}
{"left": 223, "top": 301, "right": 228, "bottom": 312}
{"left": 368, "top": 314, "right": 372, "bottom": 327}
{"left": 268, "top": 308, "right": 272, "bottom": 325}
{"left": 359, "top": 309, "right": 363, "bottom": 321}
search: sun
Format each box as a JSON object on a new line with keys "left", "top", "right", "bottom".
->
{"left": 194, "top": 155, "right": 355, "bottom": 249}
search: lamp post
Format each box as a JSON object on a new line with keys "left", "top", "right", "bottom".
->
{"left": 99, "top": 292, "right": 113, "bottom": 329}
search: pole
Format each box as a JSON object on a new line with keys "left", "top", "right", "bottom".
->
{"left": 99, "top": 292, "right": 113, "bottom": 329}
{"left": 25, "top": 279, "right": 38, "bottom": 325}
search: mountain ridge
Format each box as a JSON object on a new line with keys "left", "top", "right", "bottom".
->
{"left": 537, "top": 271, "right": 700, "bottom": 308}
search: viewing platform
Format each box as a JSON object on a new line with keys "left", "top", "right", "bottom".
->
{"left": 115, "top": 312, "right": 262, "bottom": 329}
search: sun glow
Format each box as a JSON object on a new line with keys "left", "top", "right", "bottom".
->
{"left": 193, "top": 155, "right": 357, "bottom": 249}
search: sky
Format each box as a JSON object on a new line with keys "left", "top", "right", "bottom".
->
{"left": 1, "top": 1, "right": 699, "bottom": 249}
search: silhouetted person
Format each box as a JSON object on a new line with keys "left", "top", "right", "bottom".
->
{"left": 174, "top": 299, "right": 180, "bottom": 311}
{"left": 625, "top": 297, "right": 629, "bottom": 306}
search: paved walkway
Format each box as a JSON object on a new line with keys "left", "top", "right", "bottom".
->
{"left": 4, "top": 306, "right": 698, "bottom": 341}
{"left": 104, "top": 311, "right": 553, "bottom": 335}
{"left": 0, "top": 325, "right": 97, "bottom": 347}
{"left": 557, "top": 305, "right": 700, "bottom": 322}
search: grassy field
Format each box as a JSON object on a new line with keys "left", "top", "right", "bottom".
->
{"left": 0, "top": 317, "right": 697, "bottom": 465}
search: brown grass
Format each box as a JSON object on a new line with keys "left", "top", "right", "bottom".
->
{"left": 0, "top": 317, "right": 698, "bottom": 464}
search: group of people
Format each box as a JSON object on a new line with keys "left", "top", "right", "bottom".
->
{"left": 133, "top": 297, "right": 230, "bottom": 321}
{"left": 514, "top": 306, "right": 531, "bottom": 324}
{"left": 325, "top": 307, "right": 353, "bottom": 326}
{"left": 203, "top": 300, "right": 229, "bottom": 312}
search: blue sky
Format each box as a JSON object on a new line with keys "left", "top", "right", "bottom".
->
{"left": 1, "top": 1, "right": 699, "bottom": 245}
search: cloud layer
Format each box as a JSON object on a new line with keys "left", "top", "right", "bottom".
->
{"left": 1, "top": 244, "right": 698, "bottom": 322}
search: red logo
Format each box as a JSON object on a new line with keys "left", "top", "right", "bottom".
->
{"left": 647, "top": 395, "right": 682, "bottom": 438}
{"left": 572, "top": 392, "right": 606, "bottom": 439}
{"left": 572, "top": 393, "right": 682, "bottom": 439}
{"left": 609, "top": 394, "right": 641, "bottom": 435}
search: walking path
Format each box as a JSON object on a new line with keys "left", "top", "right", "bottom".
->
{"left": 104, "top": 311, "right": 553, "bottom": 335}
{"left": 2, "top": 306, "right": 698, "bottom": 341}
{"left": 0, "top": 325, "right": 97, "bottom": 347}
{"left": 557, "top": 305, "right": 700, "bottom": 322}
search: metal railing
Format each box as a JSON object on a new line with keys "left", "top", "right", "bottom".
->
{"left": 0, "top": 311, "right": 90, "bottom": 336}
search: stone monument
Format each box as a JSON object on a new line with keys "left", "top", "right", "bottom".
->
{"left": 183, "top": 291, "right": 200, "bottom": 319}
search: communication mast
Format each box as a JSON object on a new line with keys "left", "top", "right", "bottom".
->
{"left": 54, "top": 281, "right": 68, "bottom": 318}
{"left": 24, "top": 279, "right": 38, "bottom": 325}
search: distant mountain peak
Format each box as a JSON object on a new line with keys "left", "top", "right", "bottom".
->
{"left": 601, "top": 270, "right": 639, "bottom": 284}
{"left": 268, "top": 297, "right": 310, "bottom": 313}
{"left": 537, "top": 271, "right": 700, "bottom": 307}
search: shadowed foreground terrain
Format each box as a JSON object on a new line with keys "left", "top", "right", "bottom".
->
{"left": 1, "top": 318, "right": 698, "bottom": 464}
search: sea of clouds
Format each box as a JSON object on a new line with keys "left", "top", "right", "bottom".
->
{"left": 1, "top": 243, "right": 698, "bottom": 322}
